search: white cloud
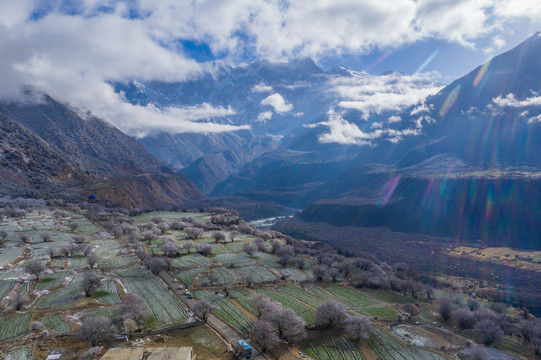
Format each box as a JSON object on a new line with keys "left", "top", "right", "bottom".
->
{"left": 493, "top": 93, "right": 541, "bottom": 108}
{"left": 528, "top": 114, "right": 541, "bottom": 123}
{"left": 260, "top": 93, "right": 293, "bottom": 114}
{"left": 329, "top": 72, "right": 442, "bottom": 119}
{"left": 256, "top": 111, "right": 273, "bottom": 122}
{"left": 251, "top": 83, "right": 273, "bottom": 93}
{"left": 307, "top": 109, "right": 420, "bottom": 145}
{"left": 388, "top": 115, "right": 402, "bottom": 123}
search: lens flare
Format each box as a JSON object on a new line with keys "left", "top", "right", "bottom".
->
{"left": 365, "top": 51, "right": 392, "bottom": 72}
{"left": 439, "top": 84, "right": 461, "bottom": 117}
{"left": 473, "top": 60, "right": 490, "bottom": 87}
{"left": 415, "top": 49, "right": 440, "bottom": 74}
{"left": 377, "top": 175, "right": 400, "bottom": 207}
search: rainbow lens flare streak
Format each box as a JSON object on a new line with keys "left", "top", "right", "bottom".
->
{"left": 377, "top": 175, "right": 400, "bottom": 207}
{"left": 439, "top": 84, "right": 461, "bottom": 117}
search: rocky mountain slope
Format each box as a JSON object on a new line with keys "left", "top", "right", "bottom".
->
{"left": 0, "top": 94, "right": 203, "bottom": 208}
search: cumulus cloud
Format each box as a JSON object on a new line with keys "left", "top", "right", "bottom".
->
{"left": 306, "top": 109, "right": 420, "bottom": 145}
{"left": 260, "top": 93, "right": 293, "bottom": 114}
{"left": 256, "top": 111, "right": 273, "bottom": 122}
{"left": 329, "top": 71, "right": 442, "bottom": 119}
{"left": 1, "top": 1, "right": 540, "bottom": 136}
{"left": 251, "top": 83, "right": 273, "bottom": 93}
{"left": 493, "top": 93, "right": 541, "bottom": 108}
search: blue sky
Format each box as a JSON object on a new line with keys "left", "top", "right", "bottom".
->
{"left": 0, "top": 0, "right": 540, "bottom": 134}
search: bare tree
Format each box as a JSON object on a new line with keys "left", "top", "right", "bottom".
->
{"left": 213, "top": 232, "right": 226, "bottom": 243}
{"left": 453, "top": 308, "right": 476, "bottom": 330}
{"left": 82, "top": 272, "right": 101, "bottom": 297}
{"left": 25, "top": 260, "right": 46, "bottom": 281}
{"left": 76, "top": 316, "right": 117, "bottom": 346}
{"left": 270, "top": 240, "right": 281, "bottom": 254}
{"left": 467, "top": 298, "right": 480, "bottom": 311}
{"left": 315, "top": 300, "right": 347, "bottom": 328}
{"left": 142, "top": 230, "right": 156, "bottom": 245}
{"left": 182, "top": 240, "right": 195, "bottom": 254}
{"left": 121, "top": 292, "right": 149, "bottom": 326}
{"left": 243, "top": 243, "right": 256, "bottom": 257}
{"left": 404, "top": 303, "right": 420, "bottom": 320}
{"left": 12, "top": 293, "right": 29, "bottom": 310}
{"left": 438, "top": 297, "right": 454, "bottom": 322}
{"left": 475, "top": 318, "right": 503, "bottom": 345}
{"left": 87, "top": 254, "right": 98, "bottom": 269}
{"left": 196, "top": 243, "right": 212, "bottom": 257}
{"left": 251, "top": 294, "right": 272, "bottom": 317}
{"left": 41, "top": 232, "right": 52, "bottom": 242}
{"left": 242, "top": 272, "right": 254, "bottom": 287}
{"left": 47, "top": 247, "right": 57, "bottom": 259}
{"left": 192, "top": 299, "right": 214, "bottom": 322}
{"left": 145, "top": 257, "right": 167, "bottom": 275}
{"left": 345, "top": 315, "right": 371, "bottom": 340}
{"left": 250, "top": 320, "right": 280, "bottom": 353}
{"left": 312, "top": 265, "right": 328, "bottom": 282}
{"left": 0, "top": 230, "right": 8, "bottom": 245}
{"left": 265, "top": 306, "right": 306, "bottom": 343}
{"left": 207, "top": 272, "right": 218, "bottom": 286}
{"left": 162, "top": 241, "right": 179, "bottom": 257}
{"left": 185, "top": 227, "right": 203, "bottom": 239}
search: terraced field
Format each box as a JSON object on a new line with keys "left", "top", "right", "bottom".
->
{"left": 36, "top": 271, "right": 68, "bottom": 291}
{"left": 99, "top": 255, "right": 138, "bottom": 270}
{"left": 304, "top": 335, "right": 365, "bottom": 360}
{"left": 0, "top": 247, "right": 25, "bottom": 266}
{"left": 199, "top": 267, "right": 238, "bottom": 286}
{"left": 0, "top": 313, "right": 31, "bottom": 343}
{"left": 366, "top": 326, "right": 447, "bottom": 360}
{"left": 94, "top": 239, "right": 121, "bottom": 257}
{"left": 280, "top": 268, "right": 311, "bottom": 281}
{"left": 42, "top": 314, "right": 72, "bottom": 333}
{"left": 118, "top": 269, "right": 188, "bottom": 327}
{"left": 37, "top": 272, "right": 86, "bottom": 309}
{"left": 95, "top": 280, "right": 122, "bottom": 304}
{"left": 0, "top": 279, "right": 16, "bottom": 298}
{"left": 257, "top": 287, "right": 315, "bottom": 324}
{"left": 176, "top": 267, "right": 206, "bottom": 286}
{"left": 229, "top": 288, "right": 258, "bottom": 315}
{"left": 236, "top": 266, "right": 277, "bottom": 283}
{"left": 172, "top": 254, "right": 213, "bottom": 268}
{"left": 3, "top": 347, "right": 31, "bottom": 360}
{"left": 194, "top": 290, "right": 253, "bottom": 334}
{"left": 215, "top": 253, "right": 257, "bottom": 267}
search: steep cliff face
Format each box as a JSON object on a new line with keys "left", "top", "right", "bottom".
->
{"left": 0, "top": 95, "right": 203, "bottom": 209}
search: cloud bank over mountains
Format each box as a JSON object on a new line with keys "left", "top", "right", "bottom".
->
{"left": 0, "top": 0, "right": 540, "bottom": 135}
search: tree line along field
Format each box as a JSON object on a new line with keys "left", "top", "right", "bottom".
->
{"left": 0, "top": 204, "right": 537, "bottom": 360}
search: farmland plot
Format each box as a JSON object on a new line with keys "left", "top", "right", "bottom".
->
{"left": 3, "top": 347, "right": 31, "bottom": 360}
{"left": 0, "top": 247, "right": 25, "bottom": 266}
{"left": 99, "top": 255, "right": 138, "bottom": 270}
{"left": 236, "top": 266, "right": 277, "bottom": 283}
{"left": 276, "top": 286, "right": 324, "bottom": 308}
{"left": 215, "top": 254, "right": 257, "bottom": 267}
{"left": 118, "top": 269, "right": 187, "bottom": 327}
{"left": 254, "top": 252, "right": 279, "bottom": 267}
{"left": 0, "top": 269, "right": 24, "bottom": 280}
{"left": 366, "top": 326, "right": 447, "bottom": 360}
{"left": 172, "top": 254, "right": 212, "bottom": 268}
{"left": 37, "top": 272, "right": 85, "bottom": 309}
{"left": 224, "top": 242, "right": 247, "bottom": 252}
{"left": 133, "top": 211, "right": 207, "bottom": 224}
{"left": 95, "top": 280, "right": 121, "bottom": 305}
{"left": 42, "top": 314, "right": 72, "bottom": 334}
{"left": 280, "top": 268, "right": 311, "bottom": 281}
{"left": 71, "top": 219, "right": 101, "bottom": 234}
{"left": 67, "top": 257, "right": 87, "bottom": 269}
{"left": 0, "top": 280, "right": 16, "bottom": 299}
{"left": 304, "top": 335, "right": 365, "bottom": 360}
{"left": 0, "top": 313, "right": 31, "bottom": 343}
{"left": 257, "top": 288, "right": 315, "bottom": 324}
{"left": 194, "top": 290, "right": 253, "bottom": 334}
{"left": 176, "top": 267, "right": 206, "bottom": 287}
{"left": 94, "top": 239, "right": 121, "bottom": 257}
{"left": 229, "top": 288, "right": 257, "bottom": 315}
{"left": 211, "top": 244, "right": 229, "bottom": 254}
{"left": 84, "top": 306, "right": 121, "bottom": 321}
{"left": 37, "top": 271, "right": 68, "bottom": 291}
{"left": 199, "top": 267, "right": 238, "bottom": 286}
{"left": 320, "top": 285, "right": 379, "bottom": 308}
{"left": 17, "top": 281, "right": 30, "bottom": 297}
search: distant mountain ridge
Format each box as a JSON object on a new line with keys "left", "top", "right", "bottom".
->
{"left": 0, "top": 94, "right": 203, "bottom": 209}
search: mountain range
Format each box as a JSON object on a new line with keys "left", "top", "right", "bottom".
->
{"left": 2, "top": 33, "right": 541, "bottom": 248}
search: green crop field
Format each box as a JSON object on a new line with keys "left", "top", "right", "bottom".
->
{"left": 0, "top": 247, "right": 24, "bottom": 266}
{"left": 42, "top": 314, "right": 72, "bottom": 334}
{"left": 118, "top": 269, "right": 188, "bottom": 327}
{"left": 0, "top": 313, "right": 31, "bottom": 343}
{"left": 36, "top": 271, "right": 68, "bottom": 291}
{"left": 304, "top": 335, "right": 365, "bottom": 360}
{"left": 280, "top": 268, "right": 311, "bottom": 281}
{"left": 37, "top": 272, "right": 85, "bottom": 309}
{"left": 172, "top": 254, "right": 213, "bottom": 268}
{"left": 199, "top": 267, "right": 238, "bottom": 286}
{"left": 194, "top": 290, "right": 253, "bottom": 334}
{"left": 366, "top": 326, "right": 447, "bottom": 360}
{"left": 276, "top": 285, "right": 325, "bottom": 308}
{"left": 95, "top": 280, "right": 122, "bottom": 304}
{"left": 3, "top": 347, "right": 31, "bottom": 360}
{"left": 0, "top": 280, "right": 16, "bottom": 299}
{"left": 253, "top": 252, "right": 279, "bottom": 267}
{"left": 215, "top": 253, "right": 257, "bottom": 267}
{"left": 176, "top": 267, "right": 206, "bottom": 286}
{"left": 257, "top": 287, "right": 315, "bottom": 324}
{"left": 229, "top": 288, "right": 258, "bottom": 315}
{"left": 236, "top": 266, "right": 277, "bottom": 283}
